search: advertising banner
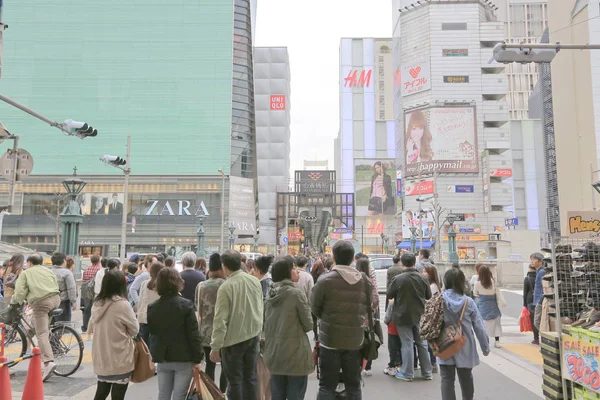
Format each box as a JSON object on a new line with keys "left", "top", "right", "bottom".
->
{"left": 396, "top": 171, "right": 402, "bottom": 197}
{"left": 295, "top": 170, "right": 336, "bottom": 194}
{"left": 447, "top": 185, "right": 474, "bottom": 193}
{"left": 490, "top": 168, "right": 513, "bottom": 178}
{"left": 401, "top": 58, "right": 431, "bottom": 97}
{"left": 404, "top": 106, "right": 478, "bottom": 177}
{"left": 443, "top": 76, "right": 470, "bottom": 83}
{"left": 354, "top": 159, "right": 397, "bottom": 217}
{"left": 402, "top": 211, "right": 435, "bottom": 239}
{"left": 229, "top": 176, "right": 257, "bottom": 235}
{"left": 567, "top": 211, "right": 600, "bottom": 239}
{"left": 270, "top": 95, "right": 286, "bottom": 110}
{"left": 405, "top": 180, "right": 434, "bottom": 196}
{"left": 443, "top": 49, "right": 468, "bottom": 57}
{"left": 562, "top": 333, "right": 600, "bottom": 393}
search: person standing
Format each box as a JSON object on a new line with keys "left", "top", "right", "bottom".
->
{"left": 264, "top": 257, "right": 314, "bottom": 400}
{"left": 210, "top": 250, "right": 264, "bottom": 400}
{"left": 3, "top": 253, "right": 25, "bottom": 304}
{"left": 89, "top": 270, "right": 138, "bottom": 400}
{"left": 129, "top": 254, "right": 157, "bottom": 308}
{"left": 416, "top": 249, "right": 432, "bottom": 273}
{"left": 293, "top": 256, "right": 314, "bottom": 304}
{"left": 148, "top": 268, "right": 203, "bottom": 400}
{"left": 195, "top": 257, "right": 207, "bottom": 274}
{"left": 196, "top": 253, "right": 228, "bottom": 393}
{"left": 422, "top": 264, "right": 441, "bottom": 373}
{"left": 50, "top": 252, "right": 77, "bottom": 323}
{"left": 530, "top": 252, "right": 546, "bottom": 332}
{"left": 82, "top": 254, "right": 102, "bottom": 333}
{"left": 386, "top": 255, "right": 403, "bottom": 304}
{"left": 473, "top": 265, "right": 505, "bottom": 348}
{"left": 387, "top": 253, "right": 433, "bottom": 382}
{"left": 179, "top": 252, "right": 206, "bottom": 303}
{"left": 355, "top": 258, "right": 379, "bottom": 377}
{"left": 439, "top": 268, "right": 490, "bottom": 400}
{"left": 523, "top": 264, "right": 539, "bottom": 345}
{"left": 251, "top": 256, "right": 274, "bottom": 300}
{"left": 10, "top": 253, "right": 61, "bottom": 381}
{"left": 137, "top": 262, "right": 164, "bottom": 344}
{"left": 311, "top": 240, "right": 371, "bottom": 399}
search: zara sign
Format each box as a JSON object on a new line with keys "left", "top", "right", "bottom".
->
{"left": 145, "top": 200, "right": 210, "bottom": 216}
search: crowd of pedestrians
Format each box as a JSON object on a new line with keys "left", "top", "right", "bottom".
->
{"left": 0, "top": 240, "right": 506, "bottom": 400}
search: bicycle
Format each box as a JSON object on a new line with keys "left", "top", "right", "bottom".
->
{"left": 1, "top": 304, "right": 84, "bottom": 377}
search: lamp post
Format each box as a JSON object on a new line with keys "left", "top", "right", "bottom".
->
{"left": 228, "top": 224, "right": 236, "bottom": 250}
{"left": 409, "top": 227, "right": 418, "bottom": 255}
{"left": 253, "top": 231, "right": 260, "bottom": 252}
{"left": 446, "top": 212, "right": 459, "bottom": 263}
{"left": 60, "top": 169, "right": 86, "bottom": 275}
{"left": 196, "top": 214, "right": 206, "bottom": 258}
{"left": 218, "top": 167, "right": 226, "bottom": 251}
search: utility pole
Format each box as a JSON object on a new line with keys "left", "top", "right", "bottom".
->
{"left": 284, "top": 202, "right": 289, "bottom": 255}
{"left": 218, "top": 166, "right": 226, "bottom": 252}
{"left": 6, "top": 134, "right": 17, "bottom": 212}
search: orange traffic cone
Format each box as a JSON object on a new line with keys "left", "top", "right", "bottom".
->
{"left": 0, "top": 356, "right": 12, "bottom": 400}
{"left": 21, "top": 347, "right": 43, "bottom": 400}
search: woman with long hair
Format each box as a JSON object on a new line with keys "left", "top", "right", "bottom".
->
{"left": 405, "top": 110, "right": 434, "bottom": 164}
{"left": 3, "top": 253, "right": 24, "bottom": 303}
{"left": 355, "top": 258, "right": 379, "bottom": 376}
{"left": 474, "top": 265, "right": 504, "bottom": 348}
{"left": 148, "top": 268, "right": 203, "bottom": 400}
{"left": 368, "top": 161, "right": 394, "bottom": 216}
{"left": 422, "top": 264, "right": 441, "bottom": 295}
{"left": 137, "top": 262, "right": 165, "bottom": 344}
{"left": 310, "top": 259, "right": 325, "bottom": 284}
{"left": 439, "top": 268, "right": 489, "bottom": 400}
{"left": 89, "top": 270, "right": 138, "bottom": 400}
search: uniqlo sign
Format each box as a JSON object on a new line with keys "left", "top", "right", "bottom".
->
{"left": 270, "top": 95, "right": 286, "bottom": 110}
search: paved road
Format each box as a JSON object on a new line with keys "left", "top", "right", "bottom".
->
{"left": 8, "top": 290, "right": 544, "bottom": 399}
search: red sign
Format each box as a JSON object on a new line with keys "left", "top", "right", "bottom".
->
{"left": 489, "top": 168, "right": 512, "bottom": 177}
{"left": 270, "top": 95, "right": 286, "bottom": 110}
{"left": 288, "top": 231, "right": 302, "bottom": 240}
{"left": 343, "top": 69, "right": 372, "bottom": 88}
{"left": 405, "top": 181, "right": 434, "bottom": 196}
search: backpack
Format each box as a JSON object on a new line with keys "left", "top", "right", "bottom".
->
{"left": 419, "top": 292, "right": 444, "bottom": 341}
{"left": 81, "top": 278, "right": 96, "bottom": 301}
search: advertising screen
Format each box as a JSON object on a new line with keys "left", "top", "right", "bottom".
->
{"left": 404, "top": 106, "right": 478, "bottom": 177}
{"left": 402, "top": 210, "right": 435, "bottom": 239}
{"left": 354, "top": 159, "right": 397, "bottom": 217}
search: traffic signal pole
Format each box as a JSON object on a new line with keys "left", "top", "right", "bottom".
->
{"left": 6, "top": 134, "right": 17, "bottom": 212}
{"left": 0, "top": 94, "right": 69, "bottom": 134}
{"left": 119, "top": 136, "right": 131, "bottom": 263}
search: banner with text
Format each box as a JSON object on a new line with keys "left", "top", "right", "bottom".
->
{"left": 404, "top": 106, "right": 478, "bottom": 177}
{"left": 401, "top": 58, "right": 431, "bottom": 97}
{"left": 567, "top": 211, "right": 600, "bottom": 239}
{"left": 229, "top": 176, "right": 257, "bottom": 235}
{"left": 562, "top": 333, "right": 600, "bottom": 393}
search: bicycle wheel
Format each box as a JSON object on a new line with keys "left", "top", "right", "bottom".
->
{"left": 50, "top": 324, "right": 84, "bottom": 377}
{"left": 3, "top": 324, "right": 28, "bottom": 360}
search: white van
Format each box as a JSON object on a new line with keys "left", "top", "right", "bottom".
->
{"left": 241, "top": 252, "right": 263, "bottom": 261}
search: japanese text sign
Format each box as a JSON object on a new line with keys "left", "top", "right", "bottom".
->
{"left": 401, "top": 58, "right": 431, "bottom": 97}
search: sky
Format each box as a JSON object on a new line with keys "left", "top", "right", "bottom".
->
{"left": 254, "top": 0, "right": 392, "bottom": 174}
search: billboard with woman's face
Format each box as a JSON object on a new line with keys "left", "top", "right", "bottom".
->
{"left": 404, "top": 106, "right": 478, "bottom": 177}
{"left": 354, "top": 159, "right": 397, "bottom": 216}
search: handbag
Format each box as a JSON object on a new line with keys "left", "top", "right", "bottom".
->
{"left": 360, "top": 275, "right": 380, "bottom": 361}
{"left": 131, "top": 336, "right": 156, "bottom": 383}
{"left": 188, "top": 365, "right": 225, "bottom": 400}
{"left": 495, "top": 286, "right": 507, "bottom": 308}
{"left": 431, "top": 299, "right": 468, "bottom": 361}
{"left": 257, "top": 354, "right": 271, "bottom": 400}
{"left": 367, "top": 197, "right": 383, "bottom": 212}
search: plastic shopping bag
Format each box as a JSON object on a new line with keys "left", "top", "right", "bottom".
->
{"left": 519, "top": 306, "right": 533, "bottom": 332}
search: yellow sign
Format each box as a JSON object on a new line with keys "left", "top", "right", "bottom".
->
{"left": 567, "top": 211, "right": 600, "bottom": 239}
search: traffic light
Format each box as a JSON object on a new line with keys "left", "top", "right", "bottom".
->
{"left": 492, "top": 43, "right": 557, "bottom": 64}
{"left": 100, "top": 154, "right": 126, "bottom": 166}
{"left": 63, "top": 119, "right": 98, "bottom": 139}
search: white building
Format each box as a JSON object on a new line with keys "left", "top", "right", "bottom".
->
{"left": 254, "top": 47, "right": 292, "bottom": 252}
{"left": 393, "top": 0, "right": 514, "bottom": 260}
{"left": 334, "top": 38, "right": 398, "bottom": 253}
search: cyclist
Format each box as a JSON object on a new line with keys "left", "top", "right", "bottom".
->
{"left": 10, "top": 253, "right": 61, "bottom": 382}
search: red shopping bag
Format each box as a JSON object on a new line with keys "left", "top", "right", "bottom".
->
{"left": 519, "top": 307, "right": 532, "bottom": 332}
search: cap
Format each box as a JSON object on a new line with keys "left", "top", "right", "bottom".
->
{"left": 129, "top": 253, "right": 140, "bottom": 264}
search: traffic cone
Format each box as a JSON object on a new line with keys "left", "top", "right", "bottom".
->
{"left": 0, "top": 356, "right": 11, "bottom": 400}
{"left": 21, "top": 347, "right": 43, "bottom": 400}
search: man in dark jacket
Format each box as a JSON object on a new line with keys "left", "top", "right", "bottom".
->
{"left": 311, "top": 240, "right": 371, "bottom": 399}
{"left": 523, "top": 264, "right": 539, "bottom": 344}
{"left": 386, "top": 254, "right": 403, "bottom": 310}
{"left": 388, "top": 253, "right": 432, "bottom": 381}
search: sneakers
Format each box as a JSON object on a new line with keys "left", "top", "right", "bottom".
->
{"left": 383, "top": 367, "right": 397, "bottom": 376}
{"left": 531, "top": 339, "right": 540, "bottom": 345}
{"left": 395, "top": 371, "right": 413, "bottom": 382}
{"left": 494, "top": 341, "right": 501, "bottom": 348}
{"left": 42, "top": 361, "right": 56, "bottom": 382}
{"left": 362, "top": 369, "right": 372, "bottom": 377}
{"left": 423, "top": 375, "right": 433, "bottom": 381}
{"left": 432, "top": 364, "right": 439, "bottom": 374}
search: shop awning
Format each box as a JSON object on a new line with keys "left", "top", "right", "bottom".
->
{"left": 397, "top": 240, "right": 435, "bottom": 249}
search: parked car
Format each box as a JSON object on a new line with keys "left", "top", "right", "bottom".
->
{"left": 370, "top": 257, "right": 394, "bottom": 293}
{"left": 241, "top": 252, "right": 263, "bottom": 261}
{"left": 366, "top": 254, "right": 391, "bottom": 260}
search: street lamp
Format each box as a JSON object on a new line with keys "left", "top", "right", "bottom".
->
{"left": 446, "top": 212, "right": 459, "bottom": 263}
{"left": 409, "top": 227, "right": 418, "bottom": 255}
{"left": 196, "top": 214, "right": 206, "bottom": 258}
{"left": 228, "top": 224, "right": 236, "bottom": 250}
{"left": 60, "top": 169, "right": 86, "bottom": 273}
{"left": 253, "top": 230, "right": 260, "bottom": 252}
{"left": 99, "top": 136, "right": 131, "bottom": 263}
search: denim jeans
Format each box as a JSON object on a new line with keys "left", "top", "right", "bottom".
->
{"left": 271, "top": 375, "right": 308, "bottom": 400}
{"left": 139, "top": 323, "right": 150, "bottom": 345}
{"left": 440, "top": 365, "right": 474, "bottom": 400}
{"left": 396, "top": 324, "right": 432, "bottom": 379}
{"left": 157, "top": 362, "right": 194, "bottom": 400}
{"left": 317, "top": 347, "right": 362, "bottom": 400}
{"left": 221, "top": 336, "right": 259, "bottom": 400}
{"left": 388, "top": 334, "right": 402, "bottom": 368}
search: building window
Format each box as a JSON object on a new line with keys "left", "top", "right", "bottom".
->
{"left": 441, "top": 23, "right": 467, "bottom": 30}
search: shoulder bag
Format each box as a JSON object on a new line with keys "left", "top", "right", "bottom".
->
{"left": 360, "top": 275, "right": 380, "bottom": 361}
{"left": 431, "top": 299, "right": 468, "bottom": 361}
{"left": 131, "top": 336, "right": 156, "bottom": 383}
